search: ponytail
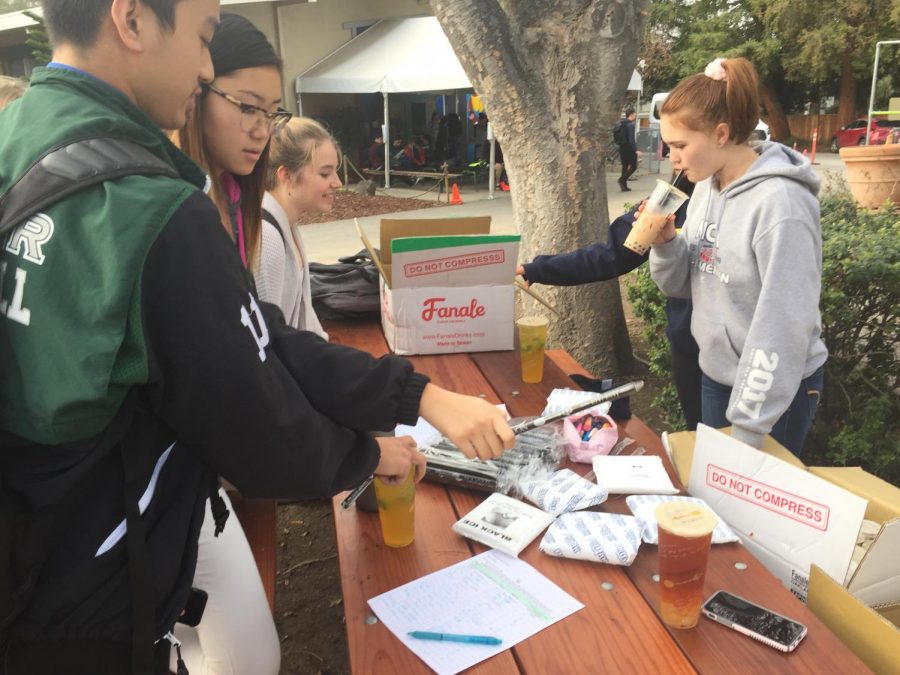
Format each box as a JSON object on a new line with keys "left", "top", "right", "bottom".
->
{"left": 661, "top": 57, "right": 760, "bottom": 144}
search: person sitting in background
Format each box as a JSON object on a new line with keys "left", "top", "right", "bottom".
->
{"left": 399, "top": 137, "right": 426, "bottom": 169}
{"left": 367, "top": 133, "right": 384, "bottom": 169}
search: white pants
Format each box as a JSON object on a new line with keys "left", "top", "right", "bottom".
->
{"left": 170, "top": 489, "right": 281, "bottom": 675}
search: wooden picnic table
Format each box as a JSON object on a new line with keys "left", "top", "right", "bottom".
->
{"left": 324, "top": 318, "right": 870, "bottom": 675}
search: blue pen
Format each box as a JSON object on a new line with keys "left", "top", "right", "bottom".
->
{"left": 408, "top": 631, "right": 502, "bottom": 646}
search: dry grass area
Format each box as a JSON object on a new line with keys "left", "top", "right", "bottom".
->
{"left": 295, "top": 190, "right": 440, "bottom": 226}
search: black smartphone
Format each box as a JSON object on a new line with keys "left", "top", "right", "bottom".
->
{"left": 701, "top": 590, "right": 807, "bottom": 652}
{"left": 177, "top": 587, "right": 209, "bottom": 627}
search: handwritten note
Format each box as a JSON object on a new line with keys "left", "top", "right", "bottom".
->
{"left": 368, "top": 550, "right": 583, "bottom": 675}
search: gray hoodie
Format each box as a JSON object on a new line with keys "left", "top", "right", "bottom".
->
{"left": 650, "top": 142, "right": 828, "bottom": 448}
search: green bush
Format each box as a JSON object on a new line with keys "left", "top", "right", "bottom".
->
{"left": 814, "top": 195, "right": 899, "bottom": 484}
{"left": 625, "top": 195, "right": 899, "bottom": 485}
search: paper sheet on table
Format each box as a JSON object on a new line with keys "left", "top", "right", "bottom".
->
{"left": 396, "top": 404, "right": 509, "bottom": 449}
{"left": 367, "top": 549, "right": 584, "bottom": 675}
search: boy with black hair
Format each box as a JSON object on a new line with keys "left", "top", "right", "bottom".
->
{"left": 0, "top": 1, "right": 514, "bottom": 672}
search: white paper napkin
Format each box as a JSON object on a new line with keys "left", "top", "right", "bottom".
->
{"left": 519, "top": 468, "right": 608, "bottom": 516}
{"left": 625, "top": 494, "right": 740, "bottom": 545}
{"left": 592, "top": 455, "right": 679, "bottom": 495}
{"left": 540, "top": 512, "right": 642, "bottom": 565}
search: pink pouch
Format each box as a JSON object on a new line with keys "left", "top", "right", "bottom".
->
{"left": 562, "top": 408, "right": 618, "bottom": 463}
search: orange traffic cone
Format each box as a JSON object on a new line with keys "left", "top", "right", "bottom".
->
{"left": 450, "top": 182, "right": 463, "bottom": 205}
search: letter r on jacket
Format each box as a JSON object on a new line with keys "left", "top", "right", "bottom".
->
{"left": 240, "top": 293, "right": 269, "bottom": 362}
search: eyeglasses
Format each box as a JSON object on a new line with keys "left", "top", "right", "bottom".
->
{"left": 203, "top": 83, "right": 292, "bottom": 133}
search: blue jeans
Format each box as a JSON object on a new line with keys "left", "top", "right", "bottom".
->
{"left": 701, "top": 366, "right": 824, "bottom": 456}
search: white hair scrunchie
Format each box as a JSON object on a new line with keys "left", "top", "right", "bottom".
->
{"left": 704, "top": 58, "right": 727, "bottom": 81}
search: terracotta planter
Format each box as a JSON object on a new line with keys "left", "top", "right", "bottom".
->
{"left": 839, "top": 143, "right": 900, "bottom": 209}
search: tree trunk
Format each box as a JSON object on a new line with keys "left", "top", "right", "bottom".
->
{"left": 760, "top": 81, "right": 790, "bottom": 142}
{"left": 837, "top": 50, "right": 857, "bottom": 127}
{"left": 432, "top": 0, "right": 648, "bottom": 377}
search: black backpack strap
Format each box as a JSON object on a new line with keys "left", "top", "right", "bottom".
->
{"left": 0, "top": 137, "right": 179, "bottom": 238}
{"left": 260, "top": 208, "right": 286, "bottom": 246}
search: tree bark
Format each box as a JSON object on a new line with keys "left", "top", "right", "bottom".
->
{"left": 837, "top": 50, "right": 857, "bottom": 127}
{"left": 760, "top": 81, "right": 790, "bottom": 142}
{"left": 432, "top": 0, "right": 648, "bottom": 376}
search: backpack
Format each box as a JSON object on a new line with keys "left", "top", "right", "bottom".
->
{"left": 0, "top": 137, "right": 221, "bottom": 674}
{"left": 309, "top": 249, "right": 382, "bottom": 320}
{"left": 612, "top": 120, "right": 628, "bottom": 147}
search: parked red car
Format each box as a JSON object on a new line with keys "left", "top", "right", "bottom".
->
{"left": 830, "top": 118, "right": 900, "bottom": 152}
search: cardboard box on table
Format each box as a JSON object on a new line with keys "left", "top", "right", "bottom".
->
{"left": 357, "top": 217, "right": 520, "bottom": 355}
{"left": 665, "top": 426, "right": 900, "bottom": 673}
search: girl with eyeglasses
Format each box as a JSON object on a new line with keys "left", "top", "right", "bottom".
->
{"left": 175, "top": 15, "right": 286, "bottom": 675}
{"left": 175, "top": 14, "right": 435, "bottom": 674}
{"left": 178, "top": 14, "right": 290, "bottom": 273}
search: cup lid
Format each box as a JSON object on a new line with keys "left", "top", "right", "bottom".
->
{"left": 654, "top": 178, "right": 691, "bottom": 203}
{"left": 655, "top": 501, "right": 717, "bottom": 537}
{"left": 516, "top": 315, "right": 548, "bottom": 327}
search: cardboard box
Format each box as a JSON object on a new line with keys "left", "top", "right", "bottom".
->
{"left": 358, "top": 217, "right": 520, "bottom": 355}
{"left": 665, "top": 427, "right": 900, "bottom": 672}
{"left": 686, "top": 425, "right": 867, "bottom": 601}
{"left": 806, "top": 467, "right": 900, "bottom": 675}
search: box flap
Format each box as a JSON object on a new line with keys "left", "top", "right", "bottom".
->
{"left": 808, "top": 564, "right": 900, "bottom": 674}
{"left": 355, "top": 218, "right": 389, "bottom": 284}
{"left": 379, "top": 217, "right": 491, "bottom": 267}
{"left": 667, "top": 427, "right": 806, "bottom": 489}
{"left": 847, "top": 518, "right": 900, "bottom": 607}
{"left": 808, "top": 466, "right": 900, "bottom": 523}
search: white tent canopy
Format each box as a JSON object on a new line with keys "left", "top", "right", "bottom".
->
{"left": 296, "top": 17, "right": 471, "bottom": 95}
{"left": 295, "top": 16, "right": 642, "bottom": 188}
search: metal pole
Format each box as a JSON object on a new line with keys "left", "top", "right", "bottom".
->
{"left": 866, "top": 40, "right": 900, "bottom": 145}
{"left": 383, "top": 90, "right": 391, "bottom": 189}
{"left": 866, "top": 43, "right": 881, "bottom": 146}
{"left": 487, "top": 123, "right": 496, "bottom": 199}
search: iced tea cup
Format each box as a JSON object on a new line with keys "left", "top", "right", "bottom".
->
{"left": 374, "top": 467, "right": 416, "bottom": 547}
{"left": 624, "top": 179, "right": 690, "bottom": 255}
{"left": 516, "top": 316, "right": 549, "bottom": 383}
{"left": 656, "top": 501, "right": 718, "bottom": 629}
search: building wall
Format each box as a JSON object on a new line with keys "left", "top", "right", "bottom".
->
{"left": 227, "top": 0, "right": 431, "bottom": 113}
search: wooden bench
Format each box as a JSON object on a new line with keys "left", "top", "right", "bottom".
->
{"left": 230, "top": 494, "right": 277, "bottom": 611}
{"left": 362, "top": 166, "right": 463, "bottom": 202}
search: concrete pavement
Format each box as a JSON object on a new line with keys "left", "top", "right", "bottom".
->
{"left": 303, "top": 152, "right": 847, "bottom": 264}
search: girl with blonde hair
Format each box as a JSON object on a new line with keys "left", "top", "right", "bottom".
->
{"left": 257, "top": 117, "right": 343, "bottom": 338}
{"left": 0, "top": 75, "right": 26, "bottom": 110}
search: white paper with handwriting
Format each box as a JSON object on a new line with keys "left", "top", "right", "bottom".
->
{"left": 367, "top": 550, "right": 583, "bottom": 674}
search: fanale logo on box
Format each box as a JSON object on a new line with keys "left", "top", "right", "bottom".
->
{"left": 421, "top": 297, "right": 486, "bottom": 322}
